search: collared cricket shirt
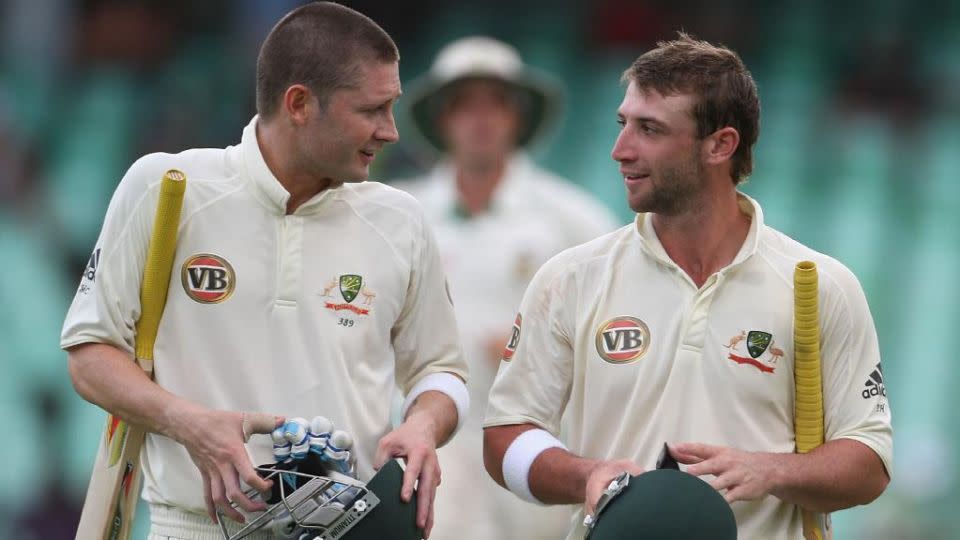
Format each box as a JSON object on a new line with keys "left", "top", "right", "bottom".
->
{"left": 62, "top": 117, "right": 467, "bottom": 515}
{"left": 484, "top": 195, "right": 892, "bottom": 540}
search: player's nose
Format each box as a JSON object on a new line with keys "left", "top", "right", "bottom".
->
{"left": 611, "top": 130, "right": 637, "bottom": 163}
{"left": 377, "top": 113, "right": 399, "bottom": 144}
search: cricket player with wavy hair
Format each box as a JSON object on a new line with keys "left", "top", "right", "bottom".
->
{"left": 63, "top": 3, "right": 468, "bottom": 538}
{"left": 483, "top": 33, "right": 892, "bottom": 540}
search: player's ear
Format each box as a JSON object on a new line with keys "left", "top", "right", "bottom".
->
{"left": 283, "top": 84, "right": 316, "bottom": 126}
{"left": 703, "top": 126, "right": 739, "bottom": 167}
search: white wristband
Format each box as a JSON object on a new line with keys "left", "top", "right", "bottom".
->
{"left": 401, "top": 372, "right": 470, "bottom": 435}
{"left": 502, "top": 428, "right": 567, "bottom": 504}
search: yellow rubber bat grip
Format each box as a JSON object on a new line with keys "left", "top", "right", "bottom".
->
{"left": 794, "top": 261, "right": 831, "bottom": 540}
{"left": 134, "top": 169, "right": 186, "bottom": 369}
{"left": 794, "top": 261, "right": 823, "bottom": 453}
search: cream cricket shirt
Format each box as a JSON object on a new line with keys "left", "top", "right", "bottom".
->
{"left": 61, "top": 117, "right": 467, "bottom": 515}
{"left": 484, "top": 195, "right": 892, "bottom": 540}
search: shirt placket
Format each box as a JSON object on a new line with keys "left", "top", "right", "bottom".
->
{"left": 677, "top": 273, "right": 725, "bottom": 359}
{"left": 276, "top": 214, "right": 303, "bottom": 306}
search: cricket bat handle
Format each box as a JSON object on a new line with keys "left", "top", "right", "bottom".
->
{"left": 794, "top": 261, "right": 831, "bottom": 540}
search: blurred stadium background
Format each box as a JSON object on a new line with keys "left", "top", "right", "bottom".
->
{"left": 0, "top": 0, "right": 957, "bottom": 538}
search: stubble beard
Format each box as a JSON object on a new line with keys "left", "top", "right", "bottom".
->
{"left": 629, "top": 152, "right": 705, "bottom": 216}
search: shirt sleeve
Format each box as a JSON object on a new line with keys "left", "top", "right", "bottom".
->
{"left": 483, "top": 252, "right": 577, "bottom": 436}
{"left": 392, "top": 205, "right": 468, "bottom": 393}
{"left": 60, "top": 155, "right": 166, "bottom": 354}
{"left": 819, "top": 262, "right": 893, "bottom": 475}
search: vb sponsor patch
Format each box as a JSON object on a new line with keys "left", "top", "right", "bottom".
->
{"left": 595, "top": 316, "right": 651, "bottom": 364}
{"left": 502, "top": 313, "right": 522, "bottom": 362}
{"left": 181, "top": 253, "right": 236, "bottom": 304}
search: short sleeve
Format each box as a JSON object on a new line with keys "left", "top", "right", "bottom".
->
{"left": 483, "top": 253, "right": 577, "bottom": 436}
{"left": 391, "top": 206, "right": 468, "bottom": 392}
{"left": 819, "top": 264, "right": 893, "bottom": 475}
{"left": 60, "top": 155, "right": 166, "bottom": 354}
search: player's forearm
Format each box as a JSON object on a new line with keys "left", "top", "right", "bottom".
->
{"left": 528, "top": 447, "right": 599, "bottom": 504}
{"left": 484, "top": 424, "right": 598, "bottom": 504}
{"left": 768, "top": 439, "right": 889, "bottom": 513}
{"left": 67, "top": 342, "right": 198, "bottom": 441}
{"left": 403, "top": 390, "right": 458, "bottom": 447}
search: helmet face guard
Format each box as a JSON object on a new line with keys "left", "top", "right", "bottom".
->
{"left": 217, "top": 454, "right": 378, "bottom": 540}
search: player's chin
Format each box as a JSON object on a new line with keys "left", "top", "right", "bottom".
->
{"left": 625, "top": 191, "right": 649, "bottom": 213}
{"left": 342, "top": 165, "right": 371, "bottom": 183}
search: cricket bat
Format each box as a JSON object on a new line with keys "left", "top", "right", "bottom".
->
{"left": 793, "top": 261, "right": 832, "bottom": 540}
{"left": 75, "top": 169, "right": 187, "bottom": 540}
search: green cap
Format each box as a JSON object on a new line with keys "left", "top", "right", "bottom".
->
{"left": 588, "top": 469, "right": 737, "bottom": 540}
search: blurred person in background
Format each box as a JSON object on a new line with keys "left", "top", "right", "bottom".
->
{"left": 394, "top": 36, "right": 619, "bottom": 539}
{"left": 483, "top": 33, "right": 892, "bottom": 540}
{"left": 61, "top": 3, "right": 468, "bottom": 538}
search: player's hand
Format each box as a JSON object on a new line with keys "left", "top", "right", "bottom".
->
{"left": 583, "top": 459, "right": 645, "bottom": 518}
{"left": 177, "top": 408, "right": 284, "bottom": 523}
{"left": 670, "top": 442, "right": 780, "bottom": 503}
{"left": 374, "top": 412, "right": 441, "bottom": 538}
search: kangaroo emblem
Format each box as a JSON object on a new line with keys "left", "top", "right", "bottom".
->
{"left": 360, "top": 286, "right": 376, "bottom": 305}
{"left": 725, "top": 330, "right": 747, "bottom": 349}
{"left": 320, "top": 279, "right": 337, "bottom": 297}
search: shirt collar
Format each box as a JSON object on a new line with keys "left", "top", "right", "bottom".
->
{"left": 634, "top": 191, "right": 763, "bottom": 269}
{"left": 240, "top": 116, "right": 340, "bottom": 215}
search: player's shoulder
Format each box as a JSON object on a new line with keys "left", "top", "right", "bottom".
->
{"left": 121, "top": 147, "right": 236, "bottom": 191}
{"left": 386, "top": 175, "right": 431, "bottom": 198}
{"left": 344, "top": 180, "right": 422, "bottom": 210}
{"left": 340, "top": 181, "right": 428, "bottom": 227}
{"left": 757, "top": 225, "right": 865, "bottom": 298}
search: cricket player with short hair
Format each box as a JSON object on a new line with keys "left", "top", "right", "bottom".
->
{"left": 482, "top": 33, "right": 892, "bottom": 540}
{"left": 394, "top": 36, "right": 619, "bottom": 539}
{"left": 62, "top": 3, "right": 468, "bottom": 538}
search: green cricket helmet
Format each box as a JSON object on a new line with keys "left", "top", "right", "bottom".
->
{"left": 217, "top": 455, "right": 421, "bottom": 540}
{"left": 585, "top": 469, "right": 737, "bottom": 540}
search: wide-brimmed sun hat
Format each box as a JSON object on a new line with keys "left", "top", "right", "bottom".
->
{"left": 404, "top": 36, "right": 563, "bottom": 156}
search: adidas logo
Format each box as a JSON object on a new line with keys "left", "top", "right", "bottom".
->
{"left": 861, "top": 363, "right": 886, "bottom": 399}
{"left": 84, "top": 247, "right": 101, "bottom": 282}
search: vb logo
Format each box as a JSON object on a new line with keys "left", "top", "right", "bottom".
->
{"left": 502, "top": 313, "right": 522, "bottom": 362}
{"left": 181, "top": 254, "right": 235, "bottom": 304}
{"left": 595, "top": 316, "right": 651, "bottom": 364}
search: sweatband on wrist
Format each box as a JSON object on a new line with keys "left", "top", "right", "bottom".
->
{"left": 401, "top": 372, "right": 470, "bottom": 435}
{"left": 502, "top": 428, "right": 567, "bottom": 504}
